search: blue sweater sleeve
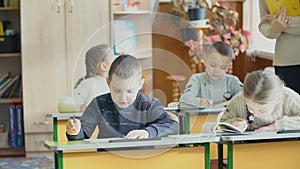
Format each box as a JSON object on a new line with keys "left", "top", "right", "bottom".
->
{"left": 66, "top": 99, "right": 100, "bottom": 140}
{"left": 144, "top": 98, "right": 179, "bottom": 138}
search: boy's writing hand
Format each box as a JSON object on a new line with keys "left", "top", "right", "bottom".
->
{"left": 125, "top": 130, "right": 149, "bottom": 139}
{"left": 233, "top": 118, "right": 247, "bottom": 132}
{"left": 66, "top": 118, "right": 81, "bottom": 135}
{"left": 200, "top": 99, "right": 213, "bottom": 106}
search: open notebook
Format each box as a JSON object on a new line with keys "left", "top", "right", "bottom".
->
{"left": 201, "top": 122, "right": 251, "bottom": 135}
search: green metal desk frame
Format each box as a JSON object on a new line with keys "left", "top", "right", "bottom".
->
{"left": 50, "top": 142, "right": 211, "bottom": 169}
{"left": 52, "top": 117, "right": 59, "bottom": 168}
{"left": 217, "top": 132, "right": 300, "bottom": 169}
{"left": 49, "top": 113, "right": 212, "bottom": 169}
{"left": 218, "top": 142, "right": 233, "bottom": 169}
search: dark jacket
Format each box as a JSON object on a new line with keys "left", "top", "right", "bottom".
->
{"left": 67, "top": 92, "right": 179, "bottom": 140}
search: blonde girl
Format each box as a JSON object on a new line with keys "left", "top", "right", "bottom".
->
{"left": 58, "top": 44, "right": 115, "bottom": 112}
{"left": 220, "top": 70, "right": 300, "bottom": 132}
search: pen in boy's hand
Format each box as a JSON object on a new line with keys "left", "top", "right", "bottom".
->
{"left": 67, "top": 115, "right": 81, "bottom": 135}
{"left": 70, "top": 115, "right": 76, "bottom": 126}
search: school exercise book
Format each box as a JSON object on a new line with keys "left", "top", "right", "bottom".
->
{"left": 214, "top": 122, "right": 247, "bottom": 134}
{"left": 202, "top": 121, "right": 249, "bottom": 135}
{"left": 266, "top": 0, "right": 300, "bottom": 16}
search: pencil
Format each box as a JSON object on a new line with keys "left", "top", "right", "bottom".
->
{"left": 71, "top": 115, "right": 76, "bottom": 126}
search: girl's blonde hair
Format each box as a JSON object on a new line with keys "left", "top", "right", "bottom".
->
{"left": 243, "top": 70, "right": 284, "bottom": 104}
{"left": 74, "top": 44, "right": 110, "bottom": 88}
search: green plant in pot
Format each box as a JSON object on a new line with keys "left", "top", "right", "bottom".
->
{"left": 171, "top": 0, "right": 212, "bottom": 21}
{"left": 170, "top": 0, "right": 251, "bottom": 64}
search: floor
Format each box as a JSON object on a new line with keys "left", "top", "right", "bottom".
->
{"left": 211, "top": 159, "right": 226, "bottom": 169}
{"left": 211, "top": 160, "right": 218, "bottom": 169}
{"left": 0, "top": 156, "right": 54, "bottom": 169}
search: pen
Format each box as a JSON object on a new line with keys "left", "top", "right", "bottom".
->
{"left": 76, "top": 92, "right": 86, "bottom": 100}
{"left": 71, "top": 115, "right": 76, "bottom": 126}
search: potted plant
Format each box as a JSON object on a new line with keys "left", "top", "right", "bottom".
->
{"left": 171, "top": 0, "right": 212, "bottom": 21}
{"left": 170, "top": 0, "right": 212, "bottom": 49}
{"left": 188, "top": 0, "right": 208, "bottom": 21}
{"left": 172, "top": 0, "right": 251, "bottom": 64}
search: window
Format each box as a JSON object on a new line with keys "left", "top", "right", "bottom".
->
{"left": 244, "top": 0, "right": 275, "bottom": 60}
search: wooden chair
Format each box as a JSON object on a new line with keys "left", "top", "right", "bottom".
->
{"left": 166, "top": 75, "right": 186, "bottom": 102}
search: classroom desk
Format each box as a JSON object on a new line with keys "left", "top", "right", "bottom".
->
{"left": 47, "top": 106, "right": 224, "bottom": 140}
{"left": 218, "top": 132, "right": 300, "bottom": 169}
{"left": 167, "top": 106, "right": 225, "bottom": 160}
{"left": 165, "top": 106, "right": 224, "bottom": 134}
{"left": 44, "top": 134, "right": 219, "bottom": 169}
{"left": 47, "top": 107, "right": 224, "bottom": 161}
{"left": 47, "top": 113, "right": 83, "bottom": 141}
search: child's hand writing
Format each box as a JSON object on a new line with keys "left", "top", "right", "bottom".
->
{"left": 125, "top": 130, "right": 149, "bottom": 139}
{"left": 200, "top": 99, "right": 213, "bottom": 106}
{"left": 66, "top": 117, "right": 81, "bottom": 135}
{"left": 233, "top": 118, "right": 247, "bottom": 132}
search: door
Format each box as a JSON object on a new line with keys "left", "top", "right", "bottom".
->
{"left": 21, "top": 0, "right": 67, "bottom": 133}
{"left": 65, "top": 0, "right": 111, "bottom": 89}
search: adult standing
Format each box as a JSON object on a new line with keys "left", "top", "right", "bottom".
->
{"left": 259, "top": 1, "right": 300, "bottom": 94}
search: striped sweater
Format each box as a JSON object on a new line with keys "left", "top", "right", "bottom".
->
{"left": 67, "top": 92, "right": 179, "bottom": 140}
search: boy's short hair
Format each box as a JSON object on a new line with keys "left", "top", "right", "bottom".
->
{"left": 207, "top": 41, "right": 235, "bottom": 60}
{"left": 108, "top": 54, "right": 142, "bottom": 81}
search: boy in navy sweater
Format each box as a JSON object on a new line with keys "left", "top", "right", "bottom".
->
{"left": 66, "top": 55, "right": 179, "bottom": 140}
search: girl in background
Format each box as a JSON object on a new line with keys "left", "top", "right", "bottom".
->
{"left": 58, "top": 44, "right": 115, "bottom": 112}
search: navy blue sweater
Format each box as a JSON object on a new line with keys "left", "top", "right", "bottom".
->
{"left": 67, "top": 92, "right": 179, "bottom": 140}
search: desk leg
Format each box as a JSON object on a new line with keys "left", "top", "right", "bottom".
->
{"left": 55, "top": 150, "right": 63, "bottom": 169}
{"left": 204, "top": 143, "right": 210, "bottom": 169}
{"left": 179, "top": 113, "right": 190, "bottom": 134}
{"left": 53, "top": 117, "right": 58, "bottom": 141}
{"left": 185, "top": 113, "right": 190, "bottom": 134}
{"left": 53, "top": 117, "right": 60, "bottom": 168}
{"left": 227, "top": 142, "right": 233, "bottom": 169}
{"left": 218, "top": 143, "right": 223, "bottom": 169}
